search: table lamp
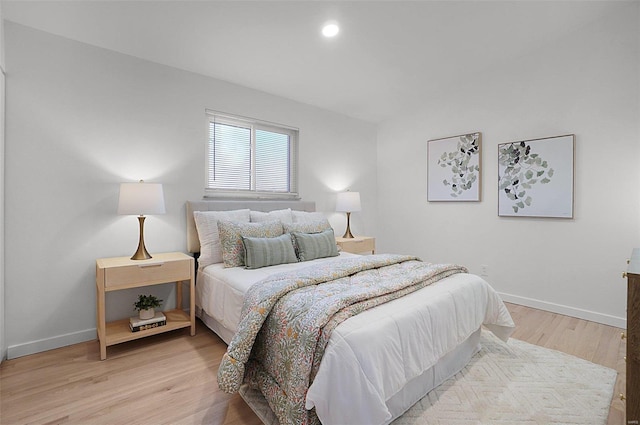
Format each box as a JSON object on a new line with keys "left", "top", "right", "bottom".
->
{"left": 336, "top": 191, "right": 361, "bottom": 238}
{"left": 117, "top": 180, "right": 166, "bottom": 260}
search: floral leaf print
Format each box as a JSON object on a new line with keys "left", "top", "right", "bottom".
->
{"left": 437, "top": 133, "right": 480, "bottom": 198}
{"left": 498, "top": 141, "right": 553, "bottom": 213}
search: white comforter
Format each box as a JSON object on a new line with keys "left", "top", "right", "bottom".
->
{"left": 197, "top": 257, "right": 514, "bottom": 425}
{"left": 305, "top": 272, "right": 514, "bottom": 424}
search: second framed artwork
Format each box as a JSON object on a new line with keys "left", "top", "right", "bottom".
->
{"left": 498, "top": 134, "right": 574, "bottom": 218}
{"left": 427, "top": 132, "right": 482, "bottom": 201}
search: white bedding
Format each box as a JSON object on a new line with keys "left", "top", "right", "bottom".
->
{"left": 196, "top": 255, "right": 515, "bottom": 425}
{"left": 306, "top": 272, "right": 514, "bottom": 425}
{"left": 196, "top": 252, "right": 361, "bottom": 340}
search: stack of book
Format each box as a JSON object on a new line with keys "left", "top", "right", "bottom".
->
{"left": 129, "top": 312, "right": 167, "bottom": 332}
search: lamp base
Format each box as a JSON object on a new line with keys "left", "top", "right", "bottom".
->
{"left": 342, "top": 212, "right": 355, "bottom": 239}
{"left": 131, "top": 215, "right": 152, "bottom": 260}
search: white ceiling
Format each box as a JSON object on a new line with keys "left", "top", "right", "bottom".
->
{"left": 2, "top": 1, "right": 618, "bottom": 123}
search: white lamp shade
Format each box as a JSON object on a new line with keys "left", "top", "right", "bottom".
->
{"left": 336, "top": 191, "right": 361, "bottom": 213}
{"left": 117, "top": 182, "right": 166, "bottom": 215}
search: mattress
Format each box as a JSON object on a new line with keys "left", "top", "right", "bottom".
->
{"left": 196, "top": 255, "right": 515, "bottom": 425}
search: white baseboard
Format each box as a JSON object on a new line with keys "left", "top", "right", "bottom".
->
{"left": 7, "top": 328, "right": 96, "bottom": 359}
{"left": 5, "top": 300, "right": 625, "bottom": 359}
{"left": 499, "top": 292, "right": 626, "bottom": 329}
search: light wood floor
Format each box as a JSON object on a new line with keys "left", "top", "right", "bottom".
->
{"left": 0, "top": 303, "right": 626, "bottom": 425}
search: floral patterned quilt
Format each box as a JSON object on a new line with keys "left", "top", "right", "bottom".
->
{"left": 217, "top": 254, "right": 467, "bottom": 425}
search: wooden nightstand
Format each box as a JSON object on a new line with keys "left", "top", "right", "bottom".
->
{"left": 336, "top": 236, "right": 375, "bottom": 254}
{"left": 95, "top": 252, "right": 195, "bottom": 360}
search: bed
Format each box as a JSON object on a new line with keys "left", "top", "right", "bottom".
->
{"left": 186, "top": 200, "right": 515, "bottom": 425}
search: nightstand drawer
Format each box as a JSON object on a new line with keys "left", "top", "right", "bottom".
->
{"left": 105, "top": 260, "right": 190, "bottom": 289}
{"left": 336, "top": 236, "right": 375, "bottom": 254}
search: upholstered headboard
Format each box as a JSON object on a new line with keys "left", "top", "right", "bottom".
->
{"left": 186, "top": 200, "right": 316, "bottom": 253}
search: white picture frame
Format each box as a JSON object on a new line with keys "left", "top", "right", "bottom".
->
{"left": 498, "top": 134, "right": 574, "bottom": 218}
{"left": 427, "top": 132, "right": 482, "bottom": 202}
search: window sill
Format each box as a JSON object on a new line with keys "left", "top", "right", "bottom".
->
{"left": 203, "top": 189, "right": 300, "bottom": 200}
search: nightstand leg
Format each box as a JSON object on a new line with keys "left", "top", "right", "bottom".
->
{"left": 190, "top": 276, "right": 196, "bottom": 336}
{"left": 96, "top": 266, "right": 107, "bottom": 360}
{"left": 176, "top": 281, "right": 183, "bottom": 311}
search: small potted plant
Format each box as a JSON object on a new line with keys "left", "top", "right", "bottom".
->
{"left": 134, "top": 294, "right": 163, "bottom": 320}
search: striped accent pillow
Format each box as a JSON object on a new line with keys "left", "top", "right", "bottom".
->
{"left": 242, "top": 233, "right": 298, "bottom": 269}
{"left": 291, "top": 229, "right": 339, "bottom": 262}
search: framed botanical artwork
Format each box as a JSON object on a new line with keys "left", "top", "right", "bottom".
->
{"left": 427, "top": 132, "right": 481, "bottom": 201}
{"left": 498, "top": 134, "right": 574, "bottom": 218}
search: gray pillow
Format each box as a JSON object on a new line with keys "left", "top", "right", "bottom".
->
{"left": 283, "top": 219, "right": 331, "bottom": 234}
{"left": 242, "top": 233, "right": 298, "bottom": 269}
{"left": 291, "top": 229, "right": 339, "bottom": 262}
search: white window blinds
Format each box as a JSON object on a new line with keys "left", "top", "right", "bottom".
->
{"left": 205, "top": 111, "right": 298, "bottom": 198}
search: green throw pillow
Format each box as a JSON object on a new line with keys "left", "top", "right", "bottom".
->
{"left": 242, "top": 233, "right": 298, "bottom": 269}
{"left": 291, "top": 229, "right": 339, "bottom": 262}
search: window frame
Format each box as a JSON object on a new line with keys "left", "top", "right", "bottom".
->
{"left": 204, "top": 110, "right": 299, "bottom": 199}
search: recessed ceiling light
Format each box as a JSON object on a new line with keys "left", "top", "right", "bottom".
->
{"left": 322, "top": 22, "right": 340, "bottom": 38}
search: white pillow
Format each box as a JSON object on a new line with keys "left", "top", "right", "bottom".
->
{"left": 292, "top": 210, "right": 326, "bottom": 223}
{"left": 193, "top": 209, "right": 250, "bottom": 269}
{"left": 249, "top": 208, "right": 293, "bottom": 224}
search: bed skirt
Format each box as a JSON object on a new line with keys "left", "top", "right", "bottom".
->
{"left": 196, "top": 306, "right": 235, "bottom": 345}
{"left": 385, "top": 327, "right": 481, "bottom": 422}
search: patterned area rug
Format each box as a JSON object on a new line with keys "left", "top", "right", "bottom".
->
{"left": 239, "top": 331, "right": 617, "bottom": 425}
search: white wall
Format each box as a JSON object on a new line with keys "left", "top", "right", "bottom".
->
{"left": 377, "top": 3, "right": 640, "bottom": 328}
{"left": 3, "top": 22, "right": 377, "bottom": 358}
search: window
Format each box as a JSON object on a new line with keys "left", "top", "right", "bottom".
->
{"left": 205, "top": 111, "right": 299, "bottom": 199}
